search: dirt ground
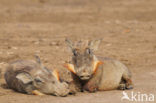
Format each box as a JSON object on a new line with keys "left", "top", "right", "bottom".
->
{"left": 0, "top": 0, "right": 156, "bottom": 103}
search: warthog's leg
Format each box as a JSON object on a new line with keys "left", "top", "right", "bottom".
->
{"left": 118, "top": 73, "right": 133, "bottom": 90}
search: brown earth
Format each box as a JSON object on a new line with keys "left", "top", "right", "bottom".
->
{"left": 0, "top": 0, "right": 156, "bottom": 103}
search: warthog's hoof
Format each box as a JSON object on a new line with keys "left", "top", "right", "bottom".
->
{"left": 118, "top": 84, "right": 126, "bottom": 90}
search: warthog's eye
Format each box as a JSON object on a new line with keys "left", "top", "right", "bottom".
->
{"left": 35, "top": 78, "right": 42, "bottom": 83}
{"left": 86, "top": 48, "right": 91, "bottom": 54}
{"left": 73, "top": 49, "right": 79, "bottom": 56}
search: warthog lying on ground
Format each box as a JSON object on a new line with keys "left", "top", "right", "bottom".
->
{"left": 5, "top": 56, "right": 69, "bottom": 96}
{"left": 64, "top": 39, "right": 133, "bottom": 93}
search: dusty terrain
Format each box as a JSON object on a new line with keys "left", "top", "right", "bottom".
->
{"left": 0, "top": 0, "right": 156, "bottom": 103}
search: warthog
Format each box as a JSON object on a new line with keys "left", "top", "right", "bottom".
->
{"left": 64, "top": 39, "right": 133, "bottom": 93}
{"left": 5, "top": 55, "right": 69, "bottom": 96}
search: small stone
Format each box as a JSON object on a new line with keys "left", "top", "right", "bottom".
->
{"left": 12, "top": 47, "right": 18, "bottom": 50}
{"left": 49, "top": 41, "right": 60, "bottom": 46}
{"left": 34, "top": 41, "right": 39, "bottom": 45}
{"left": 106, "top": 43, "right": 112, "bottom": 47}
{"left": 7, "top": 52, "right": 14, "bottom": 55}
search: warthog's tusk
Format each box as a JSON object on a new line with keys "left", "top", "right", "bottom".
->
{"left": 32, "top": 90, "right": 45, "bottom": 96}
{"left": 52, "top": 69, "right": 60, "bottom": 81}
{"left": 64, "top": 63, "right": 76, "bottom": 74}
{"left": 93, "top": 61, "right": 103, "bottom": 74}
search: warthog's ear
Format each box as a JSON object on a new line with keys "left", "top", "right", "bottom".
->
{"left": 64, "top": 63, "right": 76, "bottom": 74}
{"left": 65, "top": 38, "right": 74, "bottom": 51}
{"left": 52, "top": 69, "right": 60, "bottom": 81}
{"left": 34, "top": 55, "right": 41, "bottom": 64}
{"left": 88, "top": 39, "right": 102, "bottom": 51}
{"left": 34, "top": 55, "right": 51, "bottom": 73}
{"left": 16, "top": 73, "right": 32, "bottom": 84}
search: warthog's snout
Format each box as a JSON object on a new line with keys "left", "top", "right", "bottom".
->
{"left": 79, "top": 74, "right": 91, "bottom": 80}
{"left": 53, "top": 82, "right": 69, "bottom": 97}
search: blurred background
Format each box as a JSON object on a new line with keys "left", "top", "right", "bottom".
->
{"left": 0, "top": 0, "right": 156, "bottom": 22}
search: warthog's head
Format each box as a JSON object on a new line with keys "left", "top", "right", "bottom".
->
{"left": 64, "top": 38, "right": 103, "bottom": 81}
{"left": 16, "top": 56, "right": 69, "bottom": 96}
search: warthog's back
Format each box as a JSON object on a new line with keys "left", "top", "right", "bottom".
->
{"left": 9, "top": 60, "right": 40, "bottom": 73}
